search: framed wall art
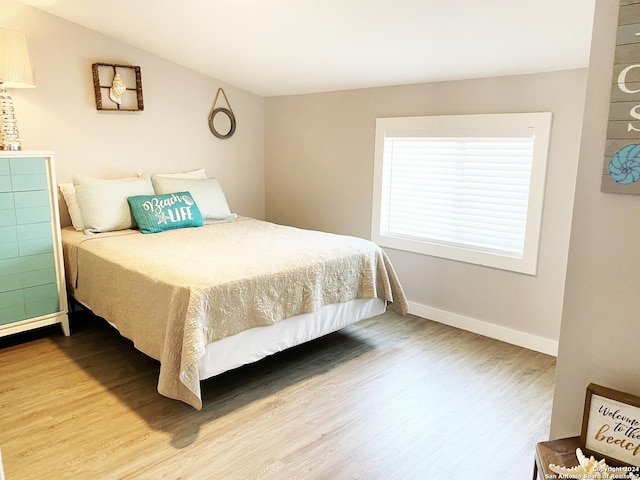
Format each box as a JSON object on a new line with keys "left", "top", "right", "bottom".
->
{"left": 92, "top": 63, "right": 144, "bottom": 111}
{"left": 581, "top": 383, "right": 640, "bottom": 468}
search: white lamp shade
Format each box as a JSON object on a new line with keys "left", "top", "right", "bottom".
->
{"left": 0, "top": 28, "right": 35, "bottom": 88}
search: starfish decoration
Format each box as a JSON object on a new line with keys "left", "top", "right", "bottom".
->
{"left": 156, "top": 212, "right": 169, "bottom": 225}
{"left": 549, "top": 448, "right": 639, "bottom": 479}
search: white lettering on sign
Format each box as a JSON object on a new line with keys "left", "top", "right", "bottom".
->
{"left": 618, "top": 65, "right": 640, "bottom": 94}
{"left": 618, "top": 65, "right": 640, "bottom": 132}
{"left": 630, "top": 105, "right": 640, "bottom": 132}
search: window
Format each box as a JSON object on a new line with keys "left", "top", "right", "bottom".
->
{"left": 371, "top": 112, "right": 552, "bottom": 275}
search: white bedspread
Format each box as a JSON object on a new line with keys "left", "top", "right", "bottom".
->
{"left": 62, "top": 218, "right": 407, "bottom": 409}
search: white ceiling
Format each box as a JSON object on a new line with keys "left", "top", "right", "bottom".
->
{"left": 18, "top": 0, "right": 596, "bottom": 97}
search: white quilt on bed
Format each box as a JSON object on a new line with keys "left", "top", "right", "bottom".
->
{"left": 62, "top": 218, "right": 407, "bottom": 409}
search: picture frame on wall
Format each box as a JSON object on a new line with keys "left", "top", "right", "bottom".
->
{"left": 580, "top": 383, "right": 640, "bottom": 468}
{"left": 92, "top": 63, "right": 144, "bottom": 111}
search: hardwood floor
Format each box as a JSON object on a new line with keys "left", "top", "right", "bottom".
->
{"left": 0, "top": 310, "right": 555, "bottom": 479}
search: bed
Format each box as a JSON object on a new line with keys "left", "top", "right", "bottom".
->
{"left": 61, "top": 216, "right": 407, "bottom": 409}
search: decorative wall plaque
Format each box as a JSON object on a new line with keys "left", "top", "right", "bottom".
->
{"left": 581, "top": 383, "right": 640, "bottom": 468}
{"left": 92, "top": 63, "right": 144, "bottom": 111}
{"left": 602, "top": 2, "right": 640, "bottom": 193}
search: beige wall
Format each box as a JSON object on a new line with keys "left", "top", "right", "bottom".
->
{"left": 265, "top": 70, "right": 588, "bottom": 352}
{"left": 1, "top": 0, "right": 265, "bottom": 224}
{"left": 550, "top": 0, "right": 640, "bottom": 439}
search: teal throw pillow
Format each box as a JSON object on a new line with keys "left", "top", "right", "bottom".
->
{"left": 127, "top": 191, "right": 203, "bottom": 234}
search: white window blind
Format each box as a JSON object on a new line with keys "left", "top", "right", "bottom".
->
{"left": 372, "top": 113, "right": 552, "bottom": 275}
{"left": 381, "top": 135, "right": 535, "bottom": 256}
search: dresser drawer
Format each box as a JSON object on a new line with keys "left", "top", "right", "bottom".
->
{"left": 0, "top": 289, "right": 24, "bottom": 308}
{"left": 9, "top": 157, "right": 45, "bottom": 175}
{"left": 24, "top": 283, "right": 59, "bottom": 318}
{"left": 19, "top": 253, "right": 55, "bottom": 272}
{"left": 0, "top": 305, "right": 26, "bottom": 325}
{"left": 0, "top": 257, "right": 20, "bottom": 275}
{"left": 0, "top": 240, "right": 19, "bottom": 260}
{"left": 0, "top": 273, "right": 22, "bottom": 293}
{"left": 16, "top": 206, "right": 51, "bottom": 224}
{"left": 17, "top": 222, "right": 51, "bottom": 240}
{"left": 23, "top": 283, "right": 58, "bottom": 303}
{"left": 0, "top": 192, "right": 14, "bottom": 209}
{"left": 14, "top": 190, "right": 50, "bottom": 208}
{"left": 17, "top": 223, "right": 53, "bottom": 257}
{"left": 0, "top": 290, "right": 27, "bottom": 324}
{"left": 21, "top": 267, "right": 56, "bottom": 288}
{"left": 0, "top": 225, "right": 17, "bottom": 241}
{"left": 0, "top": 208, "right": 16, "bottom": 227}
{"left": 18, "top": 238, "right": 53, "bottom": 257}
{"left": 11, "top": 174, "right": 48, "bottom": 192}
{"left": 0, "top": 175, "right": 10, "bottom": 193}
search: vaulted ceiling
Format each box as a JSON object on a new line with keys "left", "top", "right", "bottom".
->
{"left": 18, "top": 0, "right": 596, "bottom": 97}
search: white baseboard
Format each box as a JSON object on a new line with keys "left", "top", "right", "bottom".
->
{"left": 407, "top": 301, "right": 559, "bottom": 357}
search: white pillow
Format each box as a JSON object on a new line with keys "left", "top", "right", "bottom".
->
{"left": 141, "top": 168, "right": 207, "bottom": 179}
{"left": 60, "top": 175, "right": 140, "bottom": 231}
{"left": 59, "top": 182, "right": 85, "bottom": 231}
{"left": 150, "top": 176, "right": 235, "bottom": 221}
{"left": 73, "top": 175, "right": 155, "bottom": 233}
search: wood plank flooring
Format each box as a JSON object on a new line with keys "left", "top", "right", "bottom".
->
{"left": 0, "top": 310, "right": 555, "bottom": 479}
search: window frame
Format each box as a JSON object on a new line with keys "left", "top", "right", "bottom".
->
{"left": 371, "top": 112, "right": 553, "bottom": 275}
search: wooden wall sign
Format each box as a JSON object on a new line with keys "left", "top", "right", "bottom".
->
{"left": 603, "top": 1, "right": 640, "bottom": 193}
{"left": 581, "top": 383, "right": 640, "bottom": 469}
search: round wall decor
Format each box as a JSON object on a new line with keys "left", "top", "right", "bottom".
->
{"left": 208, "top": 88, "right": 236, "bottom": 139}
{"left": 209, "top": 107, "right": 236, "bottom": 139}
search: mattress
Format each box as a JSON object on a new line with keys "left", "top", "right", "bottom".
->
{"left": 61, "top": 218, "right": 407, "bottom": 408}
{"left": 196, "top": 297, "right": 386, "bottom": 378}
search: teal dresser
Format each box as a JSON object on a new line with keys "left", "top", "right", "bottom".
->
{"left": 0, "top": 151, "right": 69, "bottom": 337}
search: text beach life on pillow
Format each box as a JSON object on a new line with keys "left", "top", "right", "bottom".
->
{"left": 127, "top": 191, "right": 203, "bottom": 234}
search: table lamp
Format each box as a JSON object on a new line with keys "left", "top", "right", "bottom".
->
{"left": 0, "top": 28, "right": 35, "bottom": 151}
